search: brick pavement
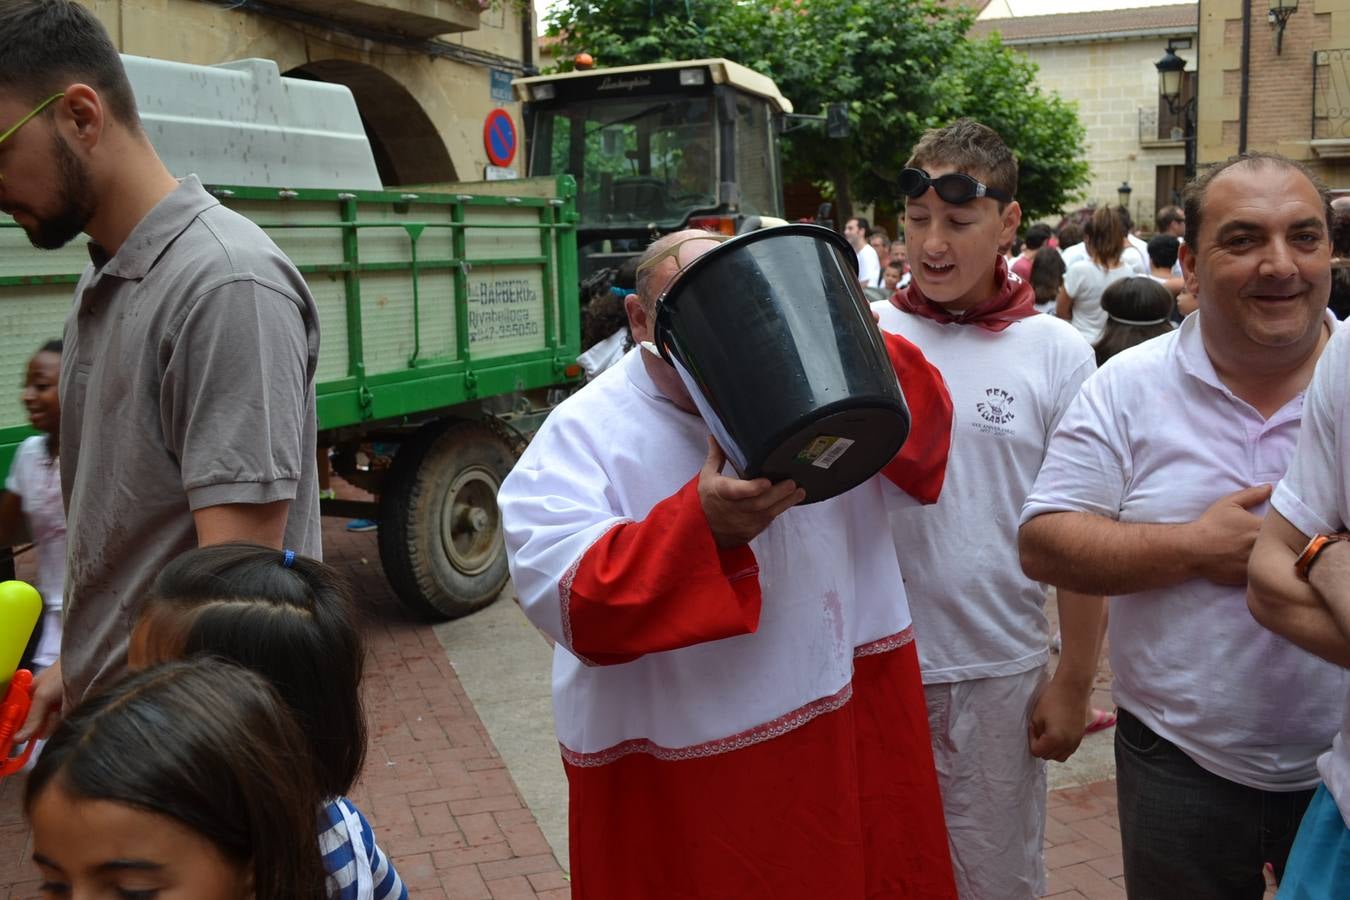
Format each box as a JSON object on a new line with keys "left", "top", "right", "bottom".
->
{"left": 1042, "top": 781, "right": 1125, "bottom": 899}
{"left": 0, "top": 512, "right": 1273, "bottom": 900}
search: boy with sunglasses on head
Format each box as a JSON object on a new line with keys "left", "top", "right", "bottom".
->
{"left": 872, "top": 118, "right": 1105, "bottom": 900}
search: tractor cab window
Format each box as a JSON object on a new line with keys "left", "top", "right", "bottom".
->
{"left": 734, "top": 95, "right": 780, "bottom": 217}
{"left": 531, "top": 94, "right": 717, "bottom": 228}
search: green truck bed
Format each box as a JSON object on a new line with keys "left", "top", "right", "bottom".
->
{"left": 0, "top": 175, "right": 581, "bottom": 620}
{"left": 0, "top": 174, "right": 580, "bottom": 475}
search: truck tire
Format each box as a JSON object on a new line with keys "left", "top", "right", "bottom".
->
{"left": 378, "top": 420, "right": 515, "bottom": 620}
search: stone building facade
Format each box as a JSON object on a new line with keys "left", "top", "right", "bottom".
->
{"left": 973, "top": 3, "right": 1198, "bottom": 228}
{"left": 79, "top": 0, "right": 536, "bottom": 186}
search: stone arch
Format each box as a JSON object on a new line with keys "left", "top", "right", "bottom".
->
{"left": 285, "top": 60, "right": 455, "bottom": 186}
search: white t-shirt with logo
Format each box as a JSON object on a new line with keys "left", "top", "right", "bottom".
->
{"left": 1270, "top": 324, "right": 1350, "bottom": 824}
{"left": 873, "top": 302, "right": 1095, "bottom": 682}
{"left": 1023, "top": 313, "right": 1347, "bottom": 790}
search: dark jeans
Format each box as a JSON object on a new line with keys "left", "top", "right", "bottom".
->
{"left": 1115, "top": 707, "right": 1315, "bottom": 900}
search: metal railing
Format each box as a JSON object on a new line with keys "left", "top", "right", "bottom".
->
{"left": 1313, "top": 48, "right": 1350, "bottom": 139}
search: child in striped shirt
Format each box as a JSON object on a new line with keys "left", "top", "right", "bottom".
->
{"left": 129, "top": 543, "right": 408, "bottom": 900}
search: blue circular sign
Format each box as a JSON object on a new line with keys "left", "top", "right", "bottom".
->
{"left": 484, "top": 109, "right": 517, "bottom": 167}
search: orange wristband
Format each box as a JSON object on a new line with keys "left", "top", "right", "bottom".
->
{"left": 1295, "top": 534, "right": 1349, "bottom": 581}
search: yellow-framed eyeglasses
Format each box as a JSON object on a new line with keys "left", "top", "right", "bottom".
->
{"left": 635, "top": 233, "right": 732, "bottom": 279}
{"left": 0, "top": 92, "right": 65, "bottom": 179}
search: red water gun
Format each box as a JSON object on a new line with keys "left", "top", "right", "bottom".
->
{"left": 0, "top": 580, "right": 42, "bottom": 779}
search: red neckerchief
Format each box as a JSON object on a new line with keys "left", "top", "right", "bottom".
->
{"left": 890, "top": 256, "right": 1038, "bottom": 333}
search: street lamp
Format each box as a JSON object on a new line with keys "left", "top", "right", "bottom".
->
{"left": 1269, "top": 0, "right": 1299, "bottom": 55}
{"left": 1117, "top": 181, "right": 1133, "bottom": 210}
{"left": 1156, "top": 46, "right": 1186, "bottom": 109}
{"left": 1155, "top": 43, "right": 1197, "bottom": 182}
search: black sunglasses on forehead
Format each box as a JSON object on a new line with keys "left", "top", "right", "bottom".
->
{"left": 899, "top": 168, "right": 1012, "bottom": 205}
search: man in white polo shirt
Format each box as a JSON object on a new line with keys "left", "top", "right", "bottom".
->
{"left": 1248, "top": 321, "right": 1350, "bottom": 898}
{"left": 1019, "top": 152, "right": 1347, "bottom": 897}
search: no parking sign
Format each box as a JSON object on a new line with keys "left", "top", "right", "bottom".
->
{"left": 483, "top": 109, "right": 517, "bottom": 168}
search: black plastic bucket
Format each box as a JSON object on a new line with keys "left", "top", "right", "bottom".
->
{"left": 653, "top": 224, "right": 910, "bottom": 503}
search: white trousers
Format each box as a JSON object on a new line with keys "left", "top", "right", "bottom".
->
{"left": 924, "top": 667, "right": 1048, "bottom": 900}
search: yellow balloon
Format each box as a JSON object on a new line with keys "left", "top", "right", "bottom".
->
{"left": 0, "top": 581, "right": 41, "bottom": 685}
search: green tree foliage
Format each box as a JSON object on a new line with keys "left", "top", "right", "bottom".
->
{"left": 925, "top": 35, "right": 1090, "bottom": 224}
{"left": 544, "top": 0, "right": 1089, "bottom": 223}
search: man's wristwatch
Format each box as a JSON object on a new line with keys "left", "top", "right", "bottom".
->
{"left": 1294, "top": 533, "right": 1350, "bottom": 581}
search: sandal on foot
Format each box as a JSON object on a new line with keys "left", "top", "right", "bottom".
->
{"left": 1085, "top": 708, "right": 1117, "bottom": 734}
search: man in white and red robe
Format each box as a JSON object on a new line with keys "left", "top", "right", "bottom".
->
{"left": 499, "top": 231, "right": 958, "bottom": 899}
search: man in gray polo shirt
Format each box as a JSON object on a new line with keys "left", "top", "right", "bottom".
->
{"left": 1, "top": 0, "right": 321, "bottom": 738}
